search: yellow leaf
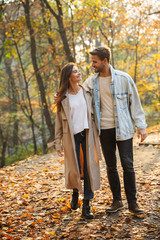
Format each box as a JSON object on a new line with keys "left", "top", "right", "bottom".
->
{"left": 22, "top": 194, "right": 29, "bottom": 198}
{"left": 43, "top": 169, "right": 48, "bottom": 172}
{"left": 61, "top": 207, "right": 67, "bottom": 212}
{"left": 67, "top": 202, "right": 71, "bottom": 209}
{"left": 37, "top": 219, "right": 43, "bottom": 223}
{"left": 92, "top": 206, "right": 97, "bottom": 211}
{"left": 57, "top": 198, "right": 65, "bottom": 202}
{"left": 52, "top": 213, "right": 60, "bottom": 219}
{"left": 23, "top": 213, "right": 28, "bottom": 217}
{"left": 78, "top": 199, "right": 82, "bottom": 207}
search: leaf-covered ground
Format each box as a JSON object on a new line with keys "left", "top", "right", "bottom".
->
{"left": 0, "top": 129, "right": 160, "bottom": 239}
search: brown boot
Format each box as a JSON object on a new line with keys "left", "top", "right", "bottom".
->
{"left": 128, "top": 202, "right": 144, "bottom": 215}
{"left": 106, "top": 200, "right": 123, "bottom": 213}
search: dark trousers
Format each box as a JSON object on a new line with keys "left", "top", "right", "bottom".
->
{"left": 74, "top": 130, "right": 93, "bottom": 200}
{"left": 100, "top": 128, "right": 137, "bottom": 203}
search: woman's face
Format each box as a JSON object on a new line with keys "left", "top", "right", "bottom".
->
{"left": 69, "top": 66, "right": 82, "bottom": 83}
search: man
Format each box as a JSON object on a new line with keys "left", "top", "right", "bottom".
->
{"left": 83, "top": 46, "right": 147, "bottom": 215}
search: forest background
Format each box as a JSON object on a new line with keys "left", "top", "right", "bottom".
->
{"left": 0, "top": 0, "right": 159, "bottom": 167}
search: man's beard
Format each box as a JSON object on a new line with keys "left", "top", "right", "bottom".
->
{"left": 94, "top": 65, "right": 104, "bottom": 73}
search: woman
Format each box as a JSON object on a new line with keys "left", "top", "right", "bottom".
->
{"left": 49, "top": 63, "right": 101, "bottom": 219}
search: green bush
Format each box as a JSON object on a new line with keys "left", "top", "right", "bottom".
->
{"left": 5, "top": 144, "right": 45, "bottom": 166}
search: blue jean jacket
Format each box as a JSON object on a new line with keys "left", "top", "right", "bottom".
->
{"left": 83, "top": 65, "right": 147, "bottom": 140}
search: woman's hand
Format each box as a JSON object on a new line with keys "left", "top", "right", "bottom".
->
{"left": 47, "top": 142, "right": 54, "bottom": 148}
{"left": 57, "top": 150, "right": 64, "bottom": 157}
{"left": 54, "top": 93, "right": 58, "bottom": 103}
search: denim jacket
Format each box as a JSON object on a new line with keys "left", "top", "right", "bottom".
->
{"left": 83, "top": 65, "right": 147, "bottom": 140}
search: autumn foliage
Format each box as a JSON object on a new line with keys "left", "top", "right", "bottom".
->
{"left": 0, "top": 1, "right": 159, "bottom": 164}
{"left": 0, "top": 132, "right": 160, "bottom": 239}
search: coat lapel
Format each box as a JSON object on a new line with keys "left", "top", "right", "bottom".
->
{"left": 82, "top": 86, "right": 91, "bottom": 124}
{"left": 61, "top": 93, "right": 76, "bottom": 149}
{"left": 61, "top": 93, "right": 70, "bottom": 121}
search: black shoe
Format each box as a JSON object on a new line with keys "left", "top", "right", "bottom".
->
{"left": 128, "top": 202, "right": 144, "bottom": 215}
{"left": 82, "top": 199, "right": 93, "bottom": 219}
{"left": 71, "top": 189, "right": 79, "bottom": 210}
{"left": 106, "top": 200, "right": 123, "bottom": 213}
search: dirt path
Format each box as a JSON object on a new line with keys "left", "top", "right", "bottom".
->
{"left": 0, "top": 134, "right": 160, "bottom": 239}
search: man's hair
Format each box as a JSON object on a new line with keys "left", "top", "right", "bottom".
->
{"left": 90, "top": 46, "right": 111, "bottom": 62}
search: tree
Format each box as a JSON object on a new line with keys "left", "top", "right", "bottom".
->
{"left": 0, "top": 127, "right": 7, "bottom": 168}
{"left": 0, "top": 0, "right": 5, "bottom": 63}
{"left": 21, "top": 0, "right": 55, "bottom": 141}
{"left": 13, "top": 38, "right": 38, "bottom": 154}
{"left": 43, "top": 0, "right": 74, "bottom": 62}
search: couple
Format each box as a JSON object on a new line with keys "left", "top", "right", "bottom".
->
{"left": 50, "top": 46, "right": 147, "bottom": 219}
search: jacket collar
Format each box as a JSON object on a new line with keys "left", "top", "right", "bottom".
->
{"left": 109, "top": 64, "right": 115, "bottom": 83}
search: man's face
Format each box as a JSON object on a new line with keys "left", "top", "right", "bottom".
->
{"left": 91, "top": 55, "right": 105, "bottom": 73}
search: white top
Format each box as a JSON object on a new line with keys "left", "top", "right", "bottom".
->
{"left": 68, "top": 88, "right": 89, "bottom": 135}
{"left": 99, "top": 76, "right": 115, "bottom": 129}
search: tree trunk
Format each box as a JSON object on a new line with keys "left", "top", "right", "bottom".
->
{"left": 13, "top": 36, "right": 38, "bottom": 154}
{"left": 22, "top": 0, "right": 54, "bottom": 141}
{"left": 40, "top": 0, "right": 56, "bottom": 59}
{"left": 155, "top": 36, "right": 160, "bottom": 104}
{"left": 43, "top": 0, "right": 74, "bottom": 62}
{"left": 0, "top": 0, "right": 5, "bottom": 63}
{"left": 13, "top": 120, "right": 19, "bottom": 152}
{"left": 30, "top": 116, "right": 37, "bottom": 154}
{"left": 41, "top": 105, "right": 48, "bottom": 154}
{"left": 134, "top": 41, "right": 138, "bottom": 84}
{"left": 134, "top": 18, "right": 141, "bottom": 83}
{"left": 40, "top": 0, "right": 61, "bottom": 87}
{"left": 4, "top": 58, "right": 19, "bottom": 151}
{"left": 0, "top": 141, "right": 7, "bottom": 168}
{"left": 69, "top": 1, "right": 76, "bottom": 61}
{"left": 110, "top": 20, "right": 115, "bottom": 68}
{"left": 99, "top": 25, "right": 114, "bottom": 67}
{"left": 0, "top": 128, "right": 7, "bottom": 168}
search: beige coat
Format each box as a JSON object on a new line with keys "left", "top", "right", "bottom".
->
{"left": 54, "top": 87, "right": 101, "bottom": 192}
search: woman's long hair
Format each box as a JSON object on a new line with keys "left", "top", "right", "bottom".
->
{"left": 56, "top": 63, "right": 76, "bottom": 111}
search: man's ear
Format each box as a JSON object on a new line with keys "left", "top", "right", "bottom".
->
{"left": 103, "top": 58, "right": 108, "bottom": 64}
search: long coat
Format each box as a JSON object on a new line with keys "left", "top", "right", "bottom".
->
{"left": 54, "top": 86, "right": 101, "bottom": 192}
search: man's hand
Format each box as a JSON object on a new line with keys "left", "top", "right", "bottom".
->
{"left": 137, "top": 129, "right": 147, "bottom": 142}
{"left": 57, "top": 150, "right": 64, "bottom": 157}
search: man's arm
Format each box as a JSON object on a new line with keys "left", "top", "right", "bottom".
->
{"left": 128, "top": 78, "right": 147, "bottom": 127}
{"left": 128, "top": 77, "right": 147, "bottom": 142}
{"left": 82, "top": 75, "right": 93, "bottom": 91}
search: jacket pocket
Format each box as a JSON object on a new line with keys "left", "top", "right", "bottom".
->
{"left": 116, "top": 94, "right": 128, "bottom": 110}
{"left": 62, "top": 115, "right": 68, "bottom": 134}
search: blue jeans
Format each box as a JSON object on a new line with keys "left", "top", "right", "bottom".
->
{"left": 100, "top": 128, "right": 137, "bottom": 203}
{"left": 74, "top": 130, "right": 93, "bottom": 200}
